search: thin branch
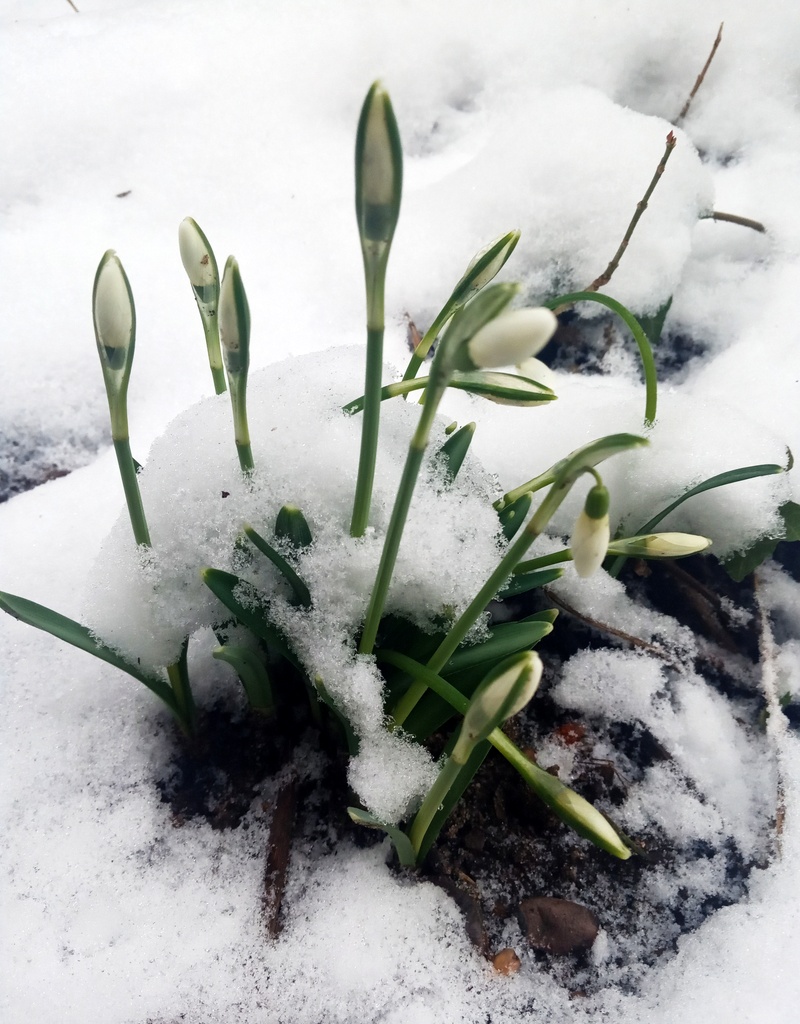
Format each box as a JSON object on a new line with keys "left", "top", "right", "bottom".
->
{"left": 584, "top": 131, "right": 678, "bottom": 296}
{"left": 701, "top": 210, "right": 767, "bottom": 234}
{"left": 65, "top": 0, "right": 80, "bottom": 11}
{"left": 675, "top": 22, "right": 724, "bottom": 125}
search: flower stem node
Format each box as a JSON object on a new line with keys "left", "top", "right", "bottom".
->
{"left": 464, "top": 308, "right": 558, "bottom": 370}
{"left": 571, "top": 484, "right": 611, "bottom": 578}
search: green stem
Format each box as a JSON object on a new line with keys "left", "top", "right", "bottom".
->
{"left": 229, "top": 377, "right": 254, "bottom": 473}
{"left": 201, "top": 316, "right": 226, "bottom": 395}
{"left": 393, "top": 475, "right": 572, "bottom": 726}
{"left": 544, "top": 291, "right": 658, "bottom": 427}
{"left": 409, "top": 757, "right": 462, "bottom": 854}
{"left": 343, "top": 377, "right": 424, "bottom": 415}
{"left": 513, "top": 548, "right": 572, "bottom": 574}
{"left": 166, "top": 638, "right": 195, "bottom": 737}
{"left": 351, "top": 255, "right": 387, "bottom": 537}
{"left": 113, "top": 438, "right": 152, "bottom": 547}
{"left": 494, "top": 467, "right": 556, "bottom": 511}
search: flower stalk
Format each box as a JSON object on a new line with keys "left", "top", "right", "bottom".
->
{"left": 350, "top": 82, "right": 403, "bottom": 537}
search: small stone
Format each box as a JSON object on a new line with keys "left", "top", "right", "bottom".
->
{"left": 492, "top": 947, "right": 521, "bottom": 975}
{"left": 518, "top": 896, "right": 599, "bottom": 956}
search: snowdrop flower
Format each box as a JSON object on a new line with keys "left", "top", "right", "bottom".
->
{"left": 516, "top": 355, "right": 556, "bottom": 390}
{"left": 449, "top": 230, "right": 521, "bottom": 307}
{"left": 466, "top": 307, "right": 558, "bottom": 369}
{"left": 571, "top": 483, "right": 611, "bottom": 578}
{"left": 453, "top": 651, "right": 542, "bottom": 764}
{"left": 549, "top": 786, "right": 631, "bottom": 860}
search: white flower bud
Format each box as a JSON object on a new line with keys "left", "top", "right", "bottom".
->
{"left": 93, "top": 250, "right": 134, "bottom": 363}
{"left": 219, "top": 256, "right": 249, "bottom": 365}
{"left": 178, "top": 218, "right": 217, "bottom": 289}
{"left": 571, "top": 484, "right": 611, "bottom": 578}
{"left": 466, "top": 308, "right": 558, "bottom": 369}
{"left": 550, "top": 787, "right": 631, "bottom": 860}
{"left": 608, "top": 533, "right": 712, "bottom": 558}
{"left": 453, "top": 652, "right": 542, "bottom": 764}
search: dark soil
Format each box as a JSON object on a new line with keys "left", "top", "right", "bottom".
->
{"left": 155, "top": 553, "right": 779, "bottom": 995}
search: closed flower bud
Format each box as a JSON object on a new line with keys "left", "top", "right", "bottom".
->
{"left": 219, "top": 256, "right": 250, "bottom": 374}
{"left": 607, "top": 532, "right": 712, "bottom": 559}
{"left": 571, "top": 484, "right": 611, "bottom": 578}
{"left": 450, "top": 230, "right": 521, "bottom": 307}
{"left": 516, "top": 356, "right": 556, "bottom": 391}
{"left": 178, "top": 217, "right": 218, "bottom": 291}
{"left": 466, "top": 308, "right": 558, "bottom": 369}
{"left": 549, "top": 786, "right": 631, "bottom": 860}
{"left": 355, "top": 81, "right": 402, "bottom": 246}
{"left": 93, "top": 250, "right": 134, "bottom": 374}
{"left": 453, "top": 651, "right": 542, "bottom": 764}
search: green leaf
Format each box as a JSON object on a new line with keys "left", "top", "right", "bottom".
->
{"left": 201, "top": 568, "right": 301, "bottom": 669}
{"left": 315, "top": 676, "right": 359, "bottom": 755}
{"left": 498, "top": 492, "right": 532, "bottom": 540}
{"left": 498, "top": 566, "right": 563, "bottom": 598}
{"left": 347, "top": 807, "right": 416, "bottom": 867}
{"left": 781, "top": 500, "right": 800, "bottom": 542}
{"left": 0, "top": 590, "right": 179, "bottom": 715}
{"left": 721, "top": 499, "right": 800, "bottom": 581}
{"left": 435, "top": 422, "right": 475, "bottom": 484}
{"left": 447, "top": 370, "right": 556, "bottom": 406}
{"left": 414, "top": 740, "right": 491, "bottom": 863}
{"left": 275, "top": 505, "right": 313, "bottom": 549}
{"left": 212, "top": 644, "right": 273, "bottom": 712}
{"left": 442, "top": 617, "right": 553, "bottom": 675}
{"left": 609, "top": 459, "right": 790, "bottom": 578}
{"left": 242, "top": 523, "right": 311, "bottom": 607}
{"left": 638, "top": 296, "right": 672, "bottom": 347}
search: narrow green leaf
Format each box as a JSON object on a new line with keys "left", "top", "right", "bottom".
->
{"left": 347, "top": 807, "right": 416, "bottom": 866}
{"left": 610, "top": 460, "right": 787, "bottom": 578}
{"left": 723, "top": 539, "right": 780, "bottom": 583}
{"left": 442, "top": 617, "right": 553, "bottom": 675}
{"left": 447, "top": 369, "right": 556, "bottom": 405}
{"left": 638, "top": 296, "right": 672, "bottom": 347}
{"left": 315, "top": 676, "right": 360, "bottom": 755}
{"left": 201, "top": 568, "right": 301, "bottom": 669}
{"left": 781, "top": 500, "right": 800, "bottom": 542}
{"left": 243, "top": 523, "right": 311, "bottom": 607}
{"left": 0, "top": 590, "right": 179, "bottom": 714}
{"left": 414, "top": 739, "right": 491, "bottom": 862}
{"left": 498, "top": 567, "right": 563, "bottom": 598}
{"left": 212, "top": 644, "right": 273, "bottom": 712}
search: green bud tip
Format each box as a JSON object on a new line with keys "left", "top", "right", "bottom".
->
{"left": 93, "top": 250, "right": 135, "bottom": 372}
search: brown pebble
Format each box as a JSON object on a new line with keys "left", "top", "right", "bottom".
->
{"left": 518, "top": 896, "right": 599, "bottom": 956}
{"left": 492, "top": 948, "right": 521, "bottom": 975}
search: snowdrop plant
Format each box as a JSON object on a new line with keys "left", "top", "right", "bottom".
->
{"left": 1, "top": 80, "right": 734, "bottom": 871}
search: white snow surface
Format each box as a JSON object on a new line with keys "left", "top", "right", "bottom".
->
{"left": 3, "top": 1, "right": 800, "bottom": 1021}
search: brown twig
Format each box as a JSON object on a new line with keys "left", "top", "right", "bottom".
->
{"left": 263, "top": 775, "right": 296, "bottom": 939}
{"left": 584, "top": 132, "right": 678, "bottom": 295}
{"left": 700, "top": 210, "right": 767, "bottom": 234}
{"left": 542, "top": 587, "right": 681, "bottom": 667}
{"left": 65, "top": 0, "right": 80, "bottom": 11}
{"left": 675, "top": 23, "right": 724, "bottom": 125}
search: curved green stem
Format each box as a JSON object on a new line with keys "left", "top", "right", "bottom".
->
{"left": 544, "top": 291, "right": 658, "bottom": 427}
{"left": 409, "top": 757, "right": 461, "bottom": 854}
{"left": 113, "top": 438, "right": 151, "bottom": 547}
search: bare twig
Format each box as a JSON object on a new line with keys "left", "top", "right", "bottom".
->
{"left": 65, "top": 0, "right": 80, "bottom": 11}
{"left": 675, "top": 22, "right": 724, "bottom": 125}
{"left": 700, "top": 210, "right": 767, "bottom": 234}
{"left": 542, "top": 587, "right": 681, "bottom": 667}
{"left": 263, "top": 776, "right": 296, "bottom": 939}
{"left": 585, "top": 132, "right": 678, "bottom": 295}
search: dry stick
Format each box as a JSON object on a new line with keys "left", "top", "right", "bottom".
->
{"left": 65, "top": 0, "right": 80, "bottom": 11}
{"left": 552, "top": 132, "right": 678, "bottom": 316}
{"left": 542, "top": 587, "right": 681, "bottom": 668}
{"left": 263, "top": 776, "right": 297, "bottom": 938}
{"left": 701, "top": 210, "right": 767, "bottom": 234}
{"left": 675, "top": 22, "right": 724, "bottom": 125}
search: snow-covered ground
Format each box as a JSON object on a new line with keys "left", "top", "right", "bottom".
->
{"left": 2, "top": 1, "right": 800, "bottom": 1021}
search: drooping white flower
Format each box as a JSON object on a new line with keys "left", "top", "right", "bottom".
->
{"left": 571, "top": 484, "right": 611, "bottom": 578}
{"left": 466, "top": 308, "right": 558, "bottom": 369}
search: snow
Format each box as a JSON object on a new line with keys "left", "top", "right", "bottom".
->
{"left": 2, "top": 0, "right": 800, "bottom": 1021}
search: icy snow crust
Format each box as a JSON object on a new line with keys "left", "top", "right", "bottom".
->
{"left": 3, "top": 0, "right": 800, "bottom": 1022}
{"left": 85, "top": 346, "right": 502, "bottom": 821}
